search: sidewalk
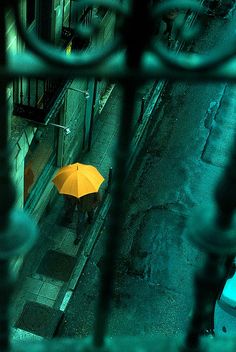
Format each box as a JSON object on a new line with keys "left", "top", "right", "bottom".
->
{"left": 10, "top": 79, "right": 166, "bottom": 341}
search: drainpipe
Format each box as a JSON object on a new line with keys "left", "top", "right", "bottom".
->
{"left": 88, "top": 79, "right": 98, "bottom": 151}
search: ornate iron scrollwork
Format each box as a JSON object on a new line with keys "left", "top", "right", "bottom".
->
{"left": 2, "top": 1, "right": 236, "bottom": 351}
{"left": 11, "top": 0, "right": 127, "bottom": 69}
{"left": 4, "top": 0, "right": 236, "bottom": 81}
{"left": 152, "top": 0, "right": 236, "bottom": 72}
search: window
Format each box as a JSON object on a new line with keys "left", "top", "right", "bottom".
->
{"left": 24, "top": 114, "right": 59, "bottom": 206}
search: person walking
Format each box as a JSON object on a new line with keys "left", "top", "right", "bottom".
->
{"left": 52, "top": 162, "right": 104, "bottom": 242}
{"left": 74, "top": 191, "right": 102, "bottom": 245}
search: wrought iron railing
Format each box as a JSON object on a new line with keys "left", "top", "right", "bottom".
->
{"left": 1, "top": 0, "right": 236, "bottom": 351}
{"left": 13, "top": 78, "right": 66, "bottom": 124}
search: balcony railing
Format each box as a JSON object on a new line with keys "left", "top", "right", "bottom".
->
{"left": 2, "top": 1, "right": 236, "bottom": 352}
{"left": 13, "top": 78, "right": 66, "bottom": 124}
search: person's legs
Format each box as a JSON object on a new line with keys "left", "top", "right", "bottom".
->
{"left": 74, "top": 211, "right": 86, "bottom": 244}
{"left": 61, "top": 196, "right": 76, "bottom": 225}
{"left": 87, "top": 209, "right": 94, "bottom": 224}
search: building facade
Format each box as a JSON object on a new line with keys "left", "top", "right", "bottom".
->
{"left": 7, "top": 0, "right": 116, "bottom": 221}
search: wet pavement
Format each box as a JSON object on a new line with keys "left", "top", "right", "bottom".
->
{"left": 36, "top": 250, "right": 77, "bottom": 282}
{"left": 59, "top": 33, "right": 236, "bottom": 338}
{"left": 15, "top": 302, "right": 63, "bottom": 338}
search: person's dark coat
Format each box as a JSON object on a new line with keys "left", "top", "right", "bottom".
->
{"left": 77, "top": 192, "right": 102, "bottom": 212}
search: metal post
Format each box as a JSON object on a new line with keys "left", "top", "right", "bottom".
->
{"left": 93, "top": 0, "right": 152, "bottom": 348}
{"left": 43, "top": 79, "right": 46, "bottom": 109}
{"left": 138, "top": 97, "right": 145, "bottom": 124}
{"left": 35, "top": 78, "right": 39, "bottom": 107}
{"left": 182, "top": 254, "right": 226, "bottom": 351}
{"left": 82, "top": 82, "right": 89, "bottom": 150}
{"left": 0, "top": 2, "right": 16, "bottom": 351}
{"left": 36, "top": 0, "right": 53, "bottom": 42}
{"left": 62, "top": 0, "right": 65, "bottom": 27}
{"left": 69, "top": 0, "right": 72, "bottom": 28}
{"left": 88, "top": 78, "right": 97, "bottom": 151}
{"left": 93, "top": 81, "right": 137, "bottom": 349}
{"left": 20, "top": 77, "right": 23, "bottom": 104}
{"left": 27, "top": 78, "right": 31, "bottom": 105}
{"left": 105, "top": 167, "right": 113, "bottom": 194}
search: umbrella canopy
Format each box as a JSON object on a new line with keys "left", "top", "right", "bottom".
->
{"left": 52, "top": 162, "right": 105, "bottom": 198}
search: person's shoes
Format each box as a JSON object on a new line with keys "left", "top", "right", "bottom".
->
{"left": 74, "top": 237, "right": 81, "bottom": 245}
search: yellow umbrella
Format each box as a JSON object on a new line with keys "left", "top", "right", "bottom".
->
{"left": 52, "top": 162, "right": 105, "bottom": 198}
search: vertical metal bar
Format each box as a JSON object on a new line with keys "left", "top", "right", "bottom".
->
{"left": 12, "top": 79, "right": 16, "bottom": 103}
{"left": 35, "top": 79, "right": 39, "bottom": 107}
{"left": 93, "top": 0, "right": 151, "bottom": 347}
{"left": 20, "top": 77, "right": 23, "bottom": 104}
{"left": 106, "top": 167, "right": 113, "bottom": 194}
{"left": 82, "top": 81, "right": 88, "bottom": 150}
{"left": 69, "top": 0, "right": 72, "bottom": 27}
{"left": 43, "top": 79, "right": 46, "bottom": 108}
{"left": 27, "top": 78, "right": 31, "bottom": 105}
{"left": 215, "top": 133, "right": 236, "bottom": 228}
{"left": 88, "top": 78, "right": 97, "bottom": 151}
{"left": 0, "top": 262, "right": 12, "bottom": 352}
{"left": 36, "top": 0, "right": 53, "bottom": 41}
{"left": 138, "top": 97, "right": 145, "bottom": 123}
{"left": 62, "top": 0, "right": 65, "bottom": 26}
{"left": 182, "top": 112, "right": 236, "bottom": 350}
{"left": 0, "top": 0, "right": 7, "bottom": 227}
{"left": 0, "top": 2, "right": 16, "bottom": 351}
{"left": 0, "top": 1, "right": 16, "bottom": 230}
{"left": 93, "top": 82, "right": 137, "bottom": 348}
{"left": 182, "top": 254, "right": 226, "bottom": 351}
